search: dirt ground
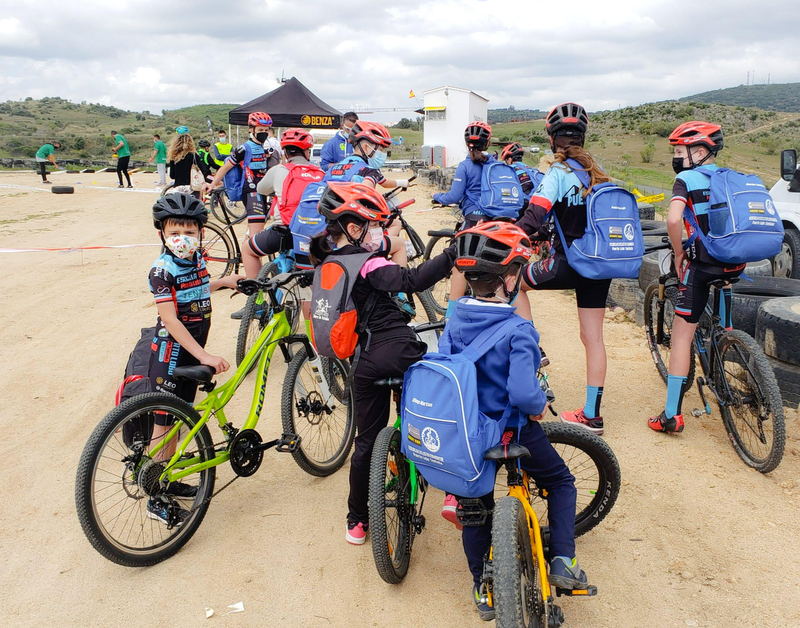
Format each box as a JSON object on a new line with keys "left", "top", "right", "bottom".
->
{"left": 1, "top": 169, "right": 799, "bottom": 628}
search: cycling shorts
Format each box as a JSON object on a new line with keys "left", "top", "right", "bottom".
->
{"left": 523, "top": 254, "right": 611, "bottom": 309}
{"left": 148, "top": 335, "right": 201, "bottom": 417}
{"left": 674, "top": 261, "right": 742, "bottom": 324}
{"left": 243, "top": 191, "right": 266, "bottom": 224}
{"left": 248, "top": 225, "right": 293, "bottom": 258}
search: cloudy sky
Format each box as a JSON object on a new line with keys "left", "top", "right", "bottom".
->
{"left": 1, "top": 0, "right": 799, "bottom": 119}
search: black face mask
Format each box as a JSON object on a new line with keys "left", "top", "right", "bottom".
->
{"left": 255, "top": 131, "right": 269, "bottom": 143}
{"left": 672, "top": 157, "right": 687, "bottom": 174}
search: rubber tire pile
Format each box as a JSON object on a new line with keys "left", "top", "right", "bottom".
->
{"left": 755, "top": 296, "right": 800, "bottom": 408}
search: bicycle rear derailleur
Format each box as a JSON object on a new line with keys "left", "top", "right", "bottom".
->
{"left": 229, "top": 429, "right": 301, "bottom": 477}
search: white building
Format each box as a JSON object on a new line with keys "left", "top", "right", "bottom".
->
{"left": 422, "top": 85, "right": 489, "bottom": 168}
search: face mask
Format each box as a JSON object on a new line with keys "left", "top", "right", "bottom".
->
{"left": 255, "top": 131, "right": 269, "bottom": 143}
{"left": 361, "top": 226, "right": 385, "bottom": 252}
{"left": 367, "top": 149, "right": 387, "bottom": 169}
{"left": 219, "top": 136, "right": 226, "bottom": 143}
{"left": 164, "top": 235, "right": 200, "bottom": 260}
{"left": 672, "top": 157, "right": 688, "bottom": 174}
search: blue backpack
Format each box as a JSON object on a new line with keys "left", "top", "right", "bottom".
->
{"left": 477, "top": 157, "right": 525, "bottom": 218}
{"left": 400, "top": 318, "right": 522, "bottom": 498}
{"left": 223, "top": 142, "right": 252, "bottom": 202}
{"left": 289, "top": 181, "right": 328, "bottom": 264}
{"left": 687, "top": 167, "right": 784, "bottom": 265}
{"left": 324, "top": 155, "right": 369, "bottom": 183}
{"left": 549, "top": 159, "right": 644, "bottom": 280}
{"left": 511, "top": 162, "right": 544, "bottom": 203}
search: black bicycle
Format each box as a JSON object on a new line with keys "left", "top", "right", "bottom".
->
{"left": 644, "top": 248, "right": 785, "bottom": 473}
{"left": 207, "top": 187, "right": 246, "bottom": 223}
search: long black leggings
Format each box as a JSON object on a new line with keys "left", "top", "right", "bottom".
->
{"left": 117, "top": 156, "right": 131, "bottom": 186}
{"left": 38, "top": 161, "right": 48, "bottom": 182}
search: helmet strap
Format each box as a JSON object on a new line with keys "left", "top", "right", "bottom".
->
{"left": 502, "top": 272, "right": 524, "bottom": 304}
{"left": 338, "top": 218, "right": 368, "bottom": 248}
{"left": 688, "top": 147, "right": 714, "bottom": 169}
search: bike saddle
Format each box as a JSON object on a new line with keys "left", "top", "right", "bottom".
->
{"left": 272, "top": 224, "right": 291, "bottom": 236}
{"left": 173, "top": 365, "right": 215, "bottom": 383}
{"left": 483, "top": 442, "right": 531, "bottom": 462}
{"left": 375, "top": 378, "right": 404, "bottom": 390}
{"left": 708, "top": 277, "right": 739, "bottom": 288}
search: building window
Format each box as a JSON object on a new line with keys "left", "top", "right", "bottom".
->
{"left": 426, "top": 109, "right": 446, "bottom": 121}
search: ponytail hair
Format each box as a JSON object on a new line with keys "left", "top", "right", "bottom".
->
{"left": 468, "top": 146, "right": 488, "bottom": 164}
{"left": 552, "top": 142, "right": 609, "bottom": 195}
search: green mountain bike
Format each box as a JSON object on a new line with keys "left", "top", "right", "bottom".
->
{"left": 75, "top": 271, "right": 353, "bottom": 567}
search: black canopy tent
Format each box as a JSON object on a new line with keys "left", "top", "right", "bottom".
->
{"left": 228, "top": 77, "right": 342, "bottom": 128}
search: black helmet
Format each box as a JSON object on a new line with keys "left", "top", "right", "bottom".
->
{"left": 152, "top": 192, "right": 207, "bottom": 229}
{"left": 464, "top": 122, "right": 492, "bottom": 150}
{"left": 198, "top": 139, "right": 211, "bottom": 148}
{"left": 545, "top": 102, "right": 589, "bottom": 137}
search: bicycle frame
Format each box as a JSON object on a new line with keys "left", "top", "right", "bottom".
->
{"left": 150, "top": 309, "right": 293, "bottom": 483}
{"left": 391, "top": 413, "right": 421, "bottom": 505}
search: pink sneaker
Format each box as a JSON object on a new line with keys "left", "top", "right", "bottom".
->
{"left": 346, "top": 521, "right": 368, "bottom": 545}
{"left": 441, "top": 494, "right": 463, "bottom": 530}
{"left": 561, "top": 408, "right": 604, "bottom": 435}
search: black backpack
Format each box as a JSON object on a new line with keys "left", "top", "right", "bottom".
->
{"left": 117, "top": 327, "right": 155, "bottom": 446}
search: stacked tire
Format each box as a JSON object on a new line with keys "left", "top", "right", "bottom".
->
{"left": 755, "top": 297, "right": 800, "bottom": 408}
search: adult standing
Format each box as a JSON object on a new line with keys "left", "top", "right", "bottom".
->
{"left": 516, "top": 102, "right": 611, "bottom": 435}
{"left": 265, "top": 127, "right": 282, "bottom": 166}
{"left": 35, "top": 140, "right": 61, "bottom": 184}
{"left": 111, "top": 130, "right": 132, "bottom": 188}
{"left": 320, "top": 111, "right": 358, "bottom": 171}
{"left": 167, "top": 127, "right": 203, "bottom": 198}
{"left": 149, "top": 134, "right": 168, "bottom": 186}
{"left": 213, "top": 129, "right": 232, "bottom": 168}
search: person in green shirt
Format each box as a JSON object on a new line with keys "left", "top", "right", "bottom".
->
{"left": 111, "top": 130, "right": 132, "bottom": 188}
{"left": 149, "top": 134, "right": 168, "bottom": 186}
{"left": 35, "top": 140, "right": 61, "bottom": 184}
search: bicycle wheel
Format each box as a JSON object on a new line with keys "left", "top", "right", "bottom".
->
{"left": 422, "top": 232, "right": 453, "bottom": 315}
{"left": 492, "top": 496, "right": 546, "bottom": 628}
{"left": 201, "top": 221, "right": 237, "bottom": 279}
{"left": 368, "top": 426, "right": 413, "bottom": 584}
{"left": 402, "top": 222, "right": 427, "bottom": 266}
{"left": 75, "top": 393, "right": 216, "bottom": 567}
{"left": 643, "top": 282, "right": 696, "bottom": 392}
{"left": 416, "top": 290, "right": 441, "bottom": 323}
{"left": 496, "top": 422, "right": 620, "bottom": 538}
{"left": 208, "top": 192, "right": 226, "bottom": 223}
{"left": 715, "top": 329, "right": 785, "bottom": 473}
{"left": 280, "top": 345, "right": 355, "bottom": 476}
{"left": 235, "top": 262, "right": 300, "bottom": 367}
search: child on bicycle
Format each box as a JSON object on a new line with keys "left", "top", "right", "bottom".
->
{"left": 147, "top": 193, "right": 239, "bottom": 524}
{"left": 443, "top": 222, "right": 586, "bottom": 620}
{"left": 307, "top": 182, "right": 456, "bottom": 546}
{"left": 648, "top": 121, "right": 743, "bottom": 433}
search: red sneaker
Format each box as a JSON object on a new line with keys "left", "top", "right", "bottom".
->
{"left": 345, "top": 521, "right": 368, "bottom": 545}
{"left": 648, "top": 411, "right": 684, "bottom": 434}
{"left": 561, "top": 408, "right": 604, "bottom": 435}
{"left": 441, "top": 494, "right": 463, "bottom": 530}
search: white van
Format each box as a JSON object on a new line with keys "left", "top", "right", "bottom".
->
{"left": 310, "top": 144, "right": 324, "bottom": 167}
{"left": 769, "top": 149, "right": 800, "bottom": 278}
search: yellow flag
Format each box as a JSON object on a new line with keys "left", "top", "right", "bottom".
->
{"left": 409, "top": 90, "right": 415, "bottom": 98}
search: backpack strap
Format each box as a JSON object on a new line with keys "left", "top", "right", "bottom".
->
{"left": 565, "top": 158, "right": 591, "bottom": 189}
{"left": 459, "top": 317, "right": 525, "bottom": 363}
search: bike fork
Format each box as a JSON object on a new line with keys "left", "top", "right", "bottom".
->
{"left": 305, "top": 354, "right": 338, "bottom": 410}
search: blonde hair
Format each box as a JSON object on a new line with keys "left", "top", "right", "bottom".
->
{"left": 167, "top": 134, "right": 196, "bottom": 163}
{"left": 552, "top": 139, "right": 609, "bottom": 195}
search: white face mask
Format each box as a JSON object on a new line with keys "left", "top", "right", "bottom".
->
{"left": 362, "top": 226, "right": 385, "bottom": 251}
{"left": 164, "top": 235, "right": 200, "bottom": 260}
{"left": 219, "top": 136, "right": 227, "bottom": 143}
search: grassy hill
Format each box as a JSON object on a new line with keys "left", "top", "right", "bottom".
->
{"left": 680, "top": 83, "right": 800, "bottom": 112}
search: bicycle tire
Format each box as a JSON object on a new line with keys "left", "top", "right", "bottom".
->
{"left": 402, "top": 222, "right": 427, "bottom": 267}
{"left": 368, "top": 426, "right": 413, "bottom": 584}
{"left": 201, "top": 221, "right": 237, "bottom": 279}
{"left": 643, "top": 282, "right": 696, "bottom": 392}
{"left": 422, "top": 232, "right": 454, "bottom": 315}
{"left": 208, "top": 192, "right": 226, "bottom": 223}
{"left": 715, "top": 329, "right": 785, "bottom": 473}
{"left": 416, "top": 290, "right": 441, "bottom": 323}
{"left": 280, "top": 345, "right": 355, "bottom": 476}
{"left": 492, "top": 496, "right": 546, "bottom": 628}
{"left": 75, "top": 393, "right": 216, "bottom": 567}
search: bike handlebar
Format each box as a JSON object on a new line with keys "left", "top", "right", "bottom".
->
{"left": 395, "top": 198, "right": 415, "bottom": 211}
{"left": 236, "top": 269, "right": 314, "bottom": 296}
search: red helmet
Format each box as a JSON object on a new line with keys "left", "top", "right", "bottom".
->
{"left": 455, "top": 222, "right": 533, "bottom": 275}
{"left": 668, "top": 121, "right": 724, "bottom": 153}
{"left": 545, "top": 102, "right": 589, "bottom": 137}
{"left": 247, "top": 111, "right": 272, "bottom": 127}
{"left": 348, "top": 121, "right": 392, "bottom": 148}
{"left": 501, "top": 142, "right": 524, "bottom": 161}
{"left": 318, "top": 182, "right": 391, "bottom": 224}
{"left": 465, "top": 122, "right": 492, "bottom": 148}
{"left": 281, "top": 128, "right": 314, "bottom": 150}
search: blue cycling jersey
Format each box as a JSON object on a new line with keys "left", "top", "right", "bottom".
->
{"left": 432, "top": 157, "right": 485, "bottom": 216}
{"left": 148, "top": 252, "right": 212, "bottom": 341}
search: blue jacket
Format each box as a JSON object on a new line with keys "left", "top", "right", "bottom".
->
{"left": 439, "top": 298, "right": 547, "bottom": 428}
{"left": 432, "top": 157, "right": 485, "bottom": 216}
{"left": 320, "top": 131, "right": 353, "bottom": 171}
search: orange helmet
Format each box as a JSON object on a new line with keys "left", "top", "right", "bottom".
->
{"left": 281, "top": 128, "right": 314, "bottom": 150}
{"left": 455, "top": 222, "right": 533, "bottom": 275}
{"left": 247, "top": 111, "right": 272, "bottom": 127}
{"left": 318, "top": 182, "right": 391, "bottom": 224}
{"left": 501, "top": 142, "right": 524, "bottom": 161}
{"left": 465, "top": 122, "right": 492, "bottom": 149}
{"left": 668, "top": 121, "right": 724, "bottom": 153}
{"left": 348, "top": 121, "right": 392, "bottom": 148}
{"left": 545, "top": 102, "right": 588, "bottom": 137}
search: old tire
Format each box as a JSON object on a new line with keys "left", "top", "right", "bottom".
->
{"left": 755, "top": 296, "right": 800, "bottom": 365}
{"left": 772, "top": 227, "right": 800, "bottom": 279}
{"left": 638, "top": 204, "right": 656, "bottom": 221}
{"left": 744, "top": 258, "right": 773, "bottom": 278}
{"left": 638, "top": 252, "right": 661, "bottom": 291}
{"left": 607, "top": 278, "right": 639, "bottom": 311}
{"left": 640, "top": 219, "right": 668, "bottom": 235}
{"left": 766, "top": 357, "right": 800, "bottom": 409}
{"left": 634, "top": 287, "right": 646, "bottom": 327}
{"left": 731, "top": 277, "right": 800, "bottom": 338}
{"left": 52, "top": 185, "right": 74, "bottom": 194}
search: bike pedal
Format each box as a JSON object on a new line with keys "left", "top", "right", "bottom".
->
{"left": 456, "top": 498, "right": 491, "bottom": 527}
{"left": 276, "top": 433, "right": 301, "bottom": 453}
{"left": 554, "top": 585, "right": 597, "bottom": 597}
{"left": 691, "top": 408, "right": 704, "bottom": 418}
